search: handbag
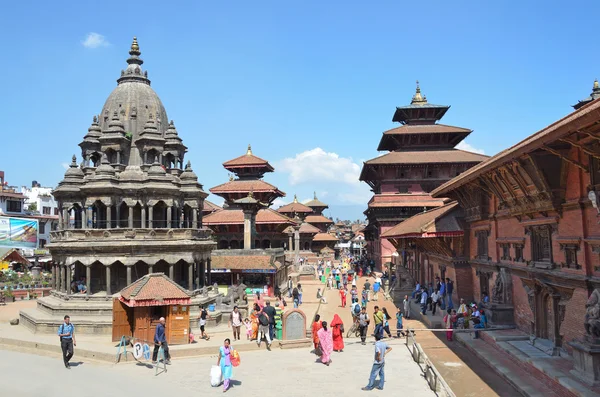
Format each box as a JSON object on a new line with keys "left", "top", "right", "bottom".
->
{"left": 314, "top": 343, "right": 323, "bottom": 357}
{"left": 231, "top": 349, "right": 240, "bottom": 367}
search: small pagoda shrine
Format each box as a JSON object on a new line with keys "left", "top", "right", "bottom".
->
{"left": 203, "top": 145, "right": 294, "bottom": 293}
{"left": 304, "top": 192, "right": 334, "bottom": 232}
{"left": 359, "top": 81, "right": 488, "bottom": 269}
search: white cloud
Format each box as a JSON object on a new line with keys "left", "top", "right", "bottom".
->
{"left": 82, "top": 32, "right": 109, "bottom": 49}
{"left": 276, "top": 148, "right": 361, "bottom": 186}
{"left": 61, "top": 163, "right": 70, "bottom": 170}
{"left": 272, "top": 198, "right": 287, "bottom": 208}
{"left": 456, "top": 141, "right": 485, "bottom": 155}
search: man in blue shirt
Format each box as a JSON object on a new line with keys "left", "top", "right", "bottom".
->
{"left": 57, "top": 315, "right": 76, "bottom": 369}
{"left": 420, "top": 289, "right": 429, "bottom": 315}
{"left": 152, "top": 317, "right": 171, "bottom": 365}
{"left": 446, "top": 278, "right": 454, "bottom": 310}
{"left": 439, "top": 280, "right": 446, "bottom": 310}
{"left": 362, "top": 333, "right": 392, "bottom": 391}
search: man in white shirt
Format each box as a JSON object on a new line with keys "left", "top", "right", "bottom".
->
{"left": 430, "top": 290, "right": 440, "bottom": 315}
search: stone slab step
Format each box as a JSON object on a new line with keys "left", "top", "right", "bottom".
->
{"left": 455, "top": 332, "right": 561, "bottom": 397}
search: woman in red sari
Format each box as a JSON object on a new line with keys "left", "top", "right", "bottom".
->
{"left": 331, "top": 314, "right": 345, "bottom": 352}
{"left": 311, "top": 314, "right": 322, "bottom": 351}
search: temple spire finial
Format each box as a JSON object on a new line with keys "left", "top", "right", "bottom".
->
{"left": 293, "top": 194, "right": 298, "bottom": 203}
{"left": 411, "top": 80, "right": 428, "bottom": 105}
{"left": 71, "top": 155, "right": 77, "bottom": 167}
{"left": 314, "top": 191, "right": 317, "bottom": 200}
{"left": 248, "top": 188, "right": 254, "bottom": 198}
{"left": 594, "top": 79, "right": 599, "bottom": 91}
{"left": 130, "top": 36, "right": 140, "bottom": 56}
{"left": 247, "top": 144, "right": 252, "bottom": 155}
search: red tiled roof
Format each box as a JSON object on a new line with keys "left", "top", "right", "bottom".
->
{"left": 203, "top": 208, "right": 297, "bottom": 225}
{"left": 202, "top": 200, "right": 222, "bottom": 213}
{"left": 367, "top": 194, "right": 448, "bottom": 208}
{"left": 0, "top": 191, "right": 26, "bottom": 199}
{"left": 381, "top": 202, "right": 462, "bottom": 238}
{"left": 299, "top": 222, "right": 320, "bottom": 234}
{"left": 119, "top": 273, "right": 191, "bottom": 307}
{"left": 432, "top": 96, "right": 600, "bottom": 198}
{"left": 223, "top": 153, "right": 274, "bottom": 171}
{"left": 382, "top": 124, "right": 472, "bottom": 135}
{"left": 211, "top": 255, "right": 279, "bottom": 270}
{"left": 305, "top": 214, "right": 334, "bottom": 224}
{"left": 364, "top": 149, "right": 488, "bottom": 165}
{"left": 210, "top": 179, "right": 283, "bottom": 195}
{"left": 313, "top": 232, "right": 338, "bottom": 242}
{"left": 277, "top": 202, "right": 313, "bottom": 214}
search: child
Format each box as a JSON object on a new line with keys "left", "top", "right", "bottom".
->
{"left": 244, "top": 318, "right": 253, "bottom": 340}
{"left": 396, "top": 308, "right": 405, "bottom": 337}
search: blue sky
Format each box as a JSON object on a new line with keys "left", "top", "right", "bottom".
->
{"left": 1, "top": 1, "right": 599, "bottom": 220}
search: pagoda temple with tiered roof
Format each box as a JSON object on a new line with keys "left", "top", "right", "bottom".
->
{"left": 360, "top": 82, "right": 488, "bottom": 268}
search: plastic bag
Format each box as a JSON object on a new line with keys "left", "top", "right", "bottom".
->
{"left": 231, "top": 349, "right": 240, "bottom": 367}
{"left": 210, "top": 365, "right": 222, "bottom": 387}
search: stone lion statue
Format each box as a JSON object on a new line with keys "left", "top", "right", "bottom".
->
{"left": 585, "top": 289, "right": 600, "bottom": 338}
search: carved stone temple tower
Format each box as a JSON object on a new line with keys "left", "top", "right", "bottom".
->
{"left": 20, "top": 38, "right": 218, "bottom": 334}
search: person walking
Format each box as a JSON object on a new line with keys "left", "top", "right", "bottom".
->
{"left": 361, "top": 333, "right": 392, "bottom": 391}
{"left": 396, "top": 308, "right": 405, "bottom": 337}
{"left": 217, "top": 338, "right": 233, "bottom": 392}
{"left": 292, "top": 287, "right": 299, "bottom": 308}
{"left": 152, "top": 317, "right": 171, "bottom": 365}
{"left": 373, "top": 306, "right": 384, "bottom": 339}
{"left": 381, "top": 307, "right": 392, "bottom": 338}
{"left": 311, "top": 314, "right": 322, "bottom": 351}
{"left": 351, "top": 286, "right": 358, "bottom": 304}
{"left": 439, "top": 279, "right": 446, "bottom": 310}
{"left": 257, "top": 310, "right": 272, "bottom": 350}
{"left": 339, "top": 287, "right": 347, "bottom": 308}
{"left": 57, "top": 315, "right": 76, "bottom": 369}
{"left": 287, "top": 276, "right": 293, "bottom": 298}
{"left": 444, "top": 309, "right": 457, "bottom": 341}
{"left": 358, "top": 307, "right": 370, "bottom": 345}
{"left": 317, "top": 321, "right": 333, "bottom": 366}
{"left": 262, "top": 300, "right": 276, "bottom": 341}
{"left": 298, "top": 283, "right": 303, "bottom": 305}
{"left": 228, "top": 306, "right": 242, "bottom": 341}
{"left": 403, "top": 294, "right": 411, "bottom": 319}
{"left": 198, "top": 306, "right": 211, "bottom": 341}
{"left": 364, "top": 279, "right": 371, "bottom": 302}
{"left": 331, "top": 314, "right": 345, "bottom": 352}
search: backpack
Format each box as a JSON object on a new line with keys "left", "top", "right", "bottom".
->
{"left": 259, "top": 313, "right": 269, "bottom": 326}
{"left": 354, "top": 304, "right": 361, "bottom": 315}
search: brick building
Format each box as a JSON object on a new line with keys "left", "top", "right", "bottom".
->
{"left": 359, "top": 82, "right": 488, "bottom": 269}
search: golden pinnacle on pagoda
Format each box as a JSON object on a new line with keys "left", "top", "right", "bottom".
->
{"left": 293, "top": 194, "right": 298, "bottom": 203}
{"left": 411, "top": 80, "right": 428, "bottom": 105}
{"left": 246, "top": 144, "right": 252, "bottom": 155}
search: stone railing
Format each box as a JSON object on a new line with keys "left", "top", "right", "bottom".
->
{"left": 50, "top": 227, "right": 213, "bottom": 241}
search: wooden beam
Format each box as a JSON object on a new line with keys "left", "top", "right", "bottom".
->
{"left": 559, "top": 137, "right": 600, "bottom": 160}
{"left": 580, "top": 130, "right": 600, "bottom": 143}
{"left": 541, "top": 145, "right": 589, "bottom": 172}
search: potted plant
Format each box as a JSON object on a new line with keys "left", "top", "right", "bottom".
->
{"left": 3, "top": 288, "right": 14, "bottom": 303}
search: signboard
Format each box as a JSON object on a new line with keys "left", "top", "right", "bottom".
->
{"left": 133, "top": 342, "right": 143, "bottom": 359}
{"left": 142, "top": 344, "right": 151, "bottom": 360}
{"left": 0, "top": 216, "right": 38, "bottom": 249}
{"left": 240, "top": 269, "right": 276, "bottom": 274}
{"left": 210, "top": 269, "right": 231, "bottom": 273}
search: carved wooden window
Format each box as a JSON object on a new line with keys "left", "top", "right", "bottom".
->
{"left": 560, "top": 243, "right": 580, "bottom": 269}
{"left": 476, "top": 230, "right": 489, "bottom": 260}
{"left": 531, "top": 226, "right": 552, "bottom": 263}
{"left": 513, "top": 244, "right": 524, "bottom": 262}
{"left": 500, "top": 244, "right": 510, "bottom": 261}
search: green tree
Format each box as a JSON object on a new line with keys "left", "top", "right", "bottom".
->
{"left": 27, "top": 202, "right": 37, "bottom": 212}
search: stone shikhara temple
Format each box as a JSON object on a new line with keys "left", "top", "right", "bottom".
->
{"left": 20, "top": 38, "right": 219, "bottom": 334}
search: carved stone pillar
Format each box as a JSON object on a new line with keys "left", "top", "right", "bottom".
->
{"left": 86, "top": 265, "right": 91, "bottom": 296}
{"left": 116, "top": 150, "right": 121, "bottom": 165}
{"left": 169, "top": 264, "right": 174, "bottom": 280}
{"left": 167, "top": 206, "right": 172, "bottom": 228}
{"left": 86, "top": 207, "right": 93, "bottom": 229}
{"left": 206, "top": 258, "right": 212, "bottom": 285}
{"left": 66, "top": 264, "right": 71, "bottom": 294}
{"left": 192, "top": 208, "right": 198, "bottom": 229}
{"left": 58, "top": 264, "right": 64, "bottom": 292}
{"left": 148, "top": 205, "right": 154, "bottom": 228}
{"left": 195, "top": 261, "right": 200, "bottom": 289}
{"left": 115, "top": 204, "right": 121, "bottom": 228}
{"left": 106, "top": 205, "right": 112, "bottom": 229}
{"left": 106, "top": 264, "right": 112, "bottom": 296}
{"left": 141, "top": 206, "right": 146, "bottom": 228}
{"left": 126, "top": 265, "right": 132, "bottom": 286}
{"left": 199, "top": 259, "right": 205, "bottom": 287}
{"left": 63, "top": 208, "right": 69, "bottom": 229}
{"left": 288, "top": 234, "right": 293, "bottom": 252}
{"left": 149, "top": 265, "right": 153, "bottom": 274}
{"left": 128, "top": 206, "right": 133, "bottom": 228}
{"left": 82, "top": 209, "right": 87, "bottom": 230}
{"left": 188, "top": 262, "right": 193, "bottom": 291}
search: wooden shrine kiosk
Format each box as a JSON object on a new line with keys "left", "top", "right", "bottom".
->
{"left": 112, "top": 273, "right": 191, "bottom": 345}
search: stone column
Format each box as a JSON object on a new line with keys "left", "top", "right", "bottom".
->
{"left": 167, "top": 206, "right": 172, "bottom": 228}
{"left": 66, "top": 264, "right": 71, "bottom": 294}
{"left": 126, "top": 265, "right": 132, "bottom": 286}
{"left": 58, "top": 210, "right": 63, "bottom": 230}
{"left": 86, "top": 207, "right": 93, "bottom": 229}
{"left": 195, "top": 261, "right": 200, "bottom": 289}
{"left": 58, "top": 264, "right": 63, "bottom": 292}
{"left": 86, "top": 265, "right": 91, "bottom": 296}
{"left": 188, "top": 262, "right": 193, "bottom": 291}
{"left": 106, "top": 264, "right": 112, "bottom": 296}
{"left": 206, "top": 258, "right": 212, "bottom": 285}
{"left": 106, "top": 205, "right": 112, "bottom": 229}
{"left": 242, "top": 209, "right": 255, "bottom": 250}
{"left": 63, "top": 208, "right": 69, "bottom": 229}
{"left": 82, "top": 209, "right": 87, "bottom": 230}
{"left": 148, "top": 205, "right": 153, "bottom": 229}
{"left": 288, "top": 234, "right": 293, "bottom": 252}
{"left": 294, "top": 227, "right": 300, "bottom": 256}
{"left": 169, "top": 264, "right": 174, "bottom": 280}
{"left": 51, "top": 264, "right": 56, "bottom": 290}
{"left": 192, "top": 208, "right": 198, "bottom": 229}
{"left": 115, "top": 204, "right": 121, "bottom": 228}
{"left": 199, "top": 260, "right": 205, "bottom": 287}
{"left": 116, "top": 151, "right": 121, "bottom": 165}
{"left": 148, "top": 265, "right": 154, "bottom": 274}
{"left": 141, "top": 206, "right": 146, "bottom": 228}
{"left": 128, "top": 206, "right": 133, "bottom": 228}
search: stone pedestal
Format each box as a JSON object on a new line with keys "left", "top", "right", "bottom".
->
{"left": 31, "top": 266, "right": 42, "bottom": 280}
{"left": 483, "top": 303, "right": 514, "bottom": 326}
{"left": 569, "top": 338, "right": 600, "bottom": 386}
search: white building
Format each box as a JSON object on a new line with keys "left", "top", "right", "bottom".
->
{"left": 20, "top": 182, "right": 59, "bottom": 248}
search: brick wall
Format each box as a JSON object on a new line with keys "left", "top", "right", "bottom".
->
{"left": 512, "top": 274, "right": 533, "bottom": 334}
